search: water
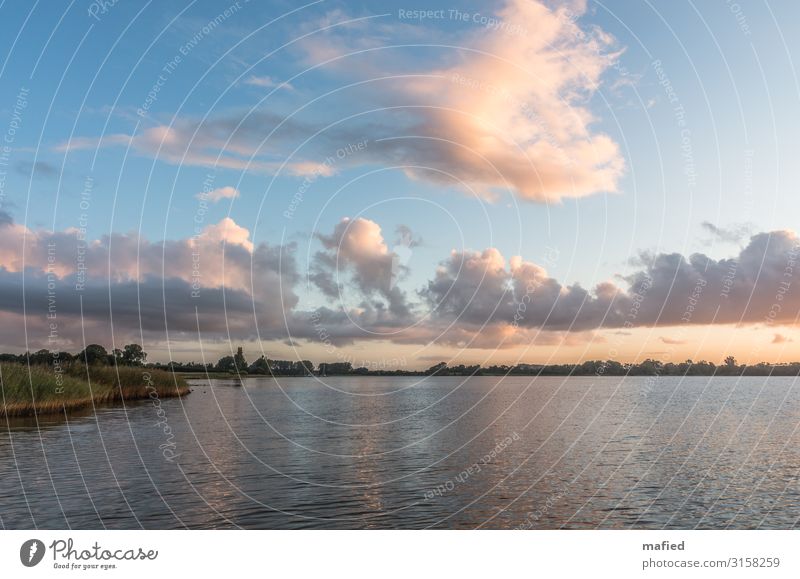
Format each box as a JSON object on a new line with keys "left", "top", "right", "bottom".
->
{"left": 1, "top": 375, "right": 800, "bottom": 529}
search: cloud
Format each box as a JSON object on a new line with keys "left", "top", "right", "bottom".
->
{"left": 299, "top": 227, "right": 800, "bottom": 350}
{"left": 0, "top": 272, "right": 281, "bottom": 346}
{"left": 420, "top": 230, "right": 800, "bottom": 338}
{"left": 660, "top": 336, "right": 687, "bottom": 345}
{"left": 4, "top": 206, "right": 800, "bottom": 354}
{"left": 197, "top": 186, "right": 240, "bottom": 203}
{"left": 293, "top": 0, "right": 625, "bottom": 202}
{"left": 54, "top": 124, "right": 330, "bottom": 176}
{"left": 0, "top": 212, "right": 262, "bottom": 285}
{"left": 311, "top": 217, "right": 412, "bottom": 319}
{"left": 244, "top": 75, "right": 294, "bottom": 90}
{"left": 701, "top": 221, "right": 751, "bottom": 245}
{"left": 56, "top": 0, "right": 625, "bottom": 203}
{"left": 55, "top": 133, "right": 132, "bottom": 153}
{"left": 772, "top": 333, "right": 793, "bottom": 344}
{"left": 0, "top": 213, "right": 298, "bottom": 349}
{"left": 420, "top": 247, "right": 623, "bottom": 333}
{"left": 15, "top": 160, "right": 59, "bottom": 178}
{"left": 623, "top": 230, "right": 800, "bottom": 327}
{"left": 393, "top": 224, "right": 422, "bottom": 249}
{"left": 406, "top": 0, "right": 625, "bottom": 201}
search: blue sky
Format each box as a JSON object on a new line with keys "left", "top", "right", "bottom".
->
{"left": 2, "top": 0, "right": 800, "bottom": 365}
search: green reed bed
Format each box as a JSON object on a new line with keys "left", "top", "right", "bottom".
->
{"left": 0, "top": 363, "right": 189, "bottom": 417}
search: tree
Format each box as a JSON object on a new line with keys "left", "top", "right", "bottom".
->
{"left": 122, "top": 344, "right": 147, "bottom": 366}
{"left": 637, "top": 358, "right": 661, "bottom": 376}
{"left": 29, "top": 349, "right": 50, "bottom": 365}
{"left": 216, "top": 355, "right": 236, "bottom": 372}
{"left": 296, "top": 360, "right": 314, "bottom": 375}
{"left": 234, "top": 347, "right": 247, "bottom": 372}
{"left": 318, "top": 362, "right": 352, "bottom": 375}
{"left": 80, "top": 344, "right": 108, "bottom": 365}
{"left": 248, "top": 356, "right": 270, "bottom": 374}
{"left": 425, "top": 362, "right": 447, "bottom": 375}
{"left": 724, "top": 356, "right": 737, "bottom": 367}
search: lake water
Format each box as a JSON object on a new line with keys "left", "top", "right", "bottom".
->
{"left": 1, "top": 375, "right": 799, "bottom": 529}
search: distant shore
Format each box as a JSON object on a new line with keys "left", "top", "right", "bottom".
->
{"left": 4, "top": 343, "right": 800, "bottom": 419}
{"left": 175, "top": 356, "right": 800, "bottom": 378}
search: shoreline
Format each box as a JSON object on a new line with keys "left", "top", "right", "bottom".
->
{"left": 178, "top": 371, "right": 800, "bottom": 378}
{"left": 1, "top": 364, "right": 190, "bottom": 418}
{"left": 1, "top": 385, "right": 190, "bottom": 418}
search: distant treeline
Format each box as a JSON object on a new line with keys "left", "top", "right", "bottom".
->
{"left": 5, "top": 346, "right": 800, "bottom": 378}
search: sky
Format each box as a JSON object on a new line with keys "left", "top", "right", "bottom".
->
{"left": 1, "top": 0, "right": 800, "bottom": 369}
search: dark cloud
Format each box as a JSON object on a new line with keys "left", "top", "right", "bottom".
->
{"left": 0, "top": 214, "right": 299, "bottom": 350}
{"left": 393, "top": 224, "right": 422, "bottom": 249}
{"left": 0, "top": 269, "right": 298, "bottom": 351}
{"left": 420, "top": 248, "right": 625, "bottom": 332}
{"left": 421, "top": 230, "right": 800, "bottom": 334}
{"left": 701, "top": 221, "right": 751, "bottom": 245}
{"left": 2, "top": 207, "right": 800, "bottom": 353}
{"left": 15, "top": 160, "right": 59, "bottom": 179}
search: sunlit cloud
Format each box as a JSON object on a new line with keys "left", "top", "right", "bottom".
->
{"left": 54, "top": 0, "right": 625, "bottom": 203}
{"left": 198, "top": 186, "right": 240, "bottom": 203}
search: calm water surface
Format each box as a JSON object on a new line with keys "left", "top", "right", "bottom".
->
{"left": 2, "top": 376, "right": 800, "bottom": 529}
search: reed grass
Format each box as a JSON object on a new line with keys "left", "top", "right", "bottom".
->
{"left": 0, "top": 363, "right": 189, "bottom": 417}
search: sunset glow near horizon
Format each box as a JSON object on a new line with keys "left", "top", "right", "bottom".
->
{"left": 2, "top": 0, "right": 800, "bottom": 369}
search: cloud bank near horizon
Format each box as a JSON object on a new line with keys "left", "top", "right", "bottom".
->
{"left": 1, "top": 209, "right": 798, "bottom": 353}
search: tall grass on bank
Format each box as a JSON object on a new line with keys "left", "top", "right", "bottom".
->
{"left": 0, "top": 363, "right": 189, "bottom": 417}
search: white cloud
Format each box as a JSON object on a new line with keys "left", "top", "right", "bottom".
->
{"left": 244, "top": 75, "right": 294, "bottom": 90}
{"left": 197, "top": 185, "right": 240, "bottom": 203}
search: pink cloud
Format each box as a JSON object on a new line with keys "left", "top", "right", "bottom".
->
{"left": 56, "top": 0, "right": 624, "bottom": 203}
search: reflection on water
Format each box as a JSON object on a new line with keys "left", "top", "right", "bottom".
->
{"left": 1, "top": 375, "right": 800, "bottom": 529}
